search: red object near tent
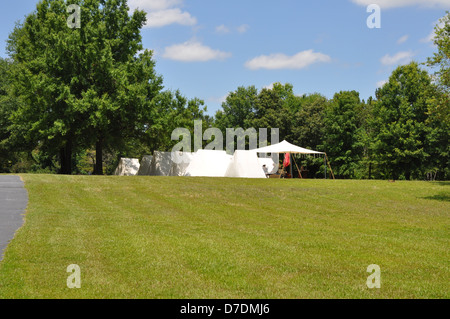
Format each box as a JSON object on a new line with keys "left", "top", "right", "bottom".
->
{"left": 283, "top": 153, "right": 290, "bottom": 167}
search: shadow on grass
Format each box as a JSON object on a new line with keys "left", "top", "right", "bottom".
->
{"left": 423, "top": 193, "right": 450, "bottom": 202}
{"left": 432, "top": 181, "right": 450, "bottom": 186}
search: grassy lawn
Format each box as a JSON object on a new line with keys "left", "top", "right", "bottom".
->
{"left": 0, "top": 174, "right": 448, "bottom": 298}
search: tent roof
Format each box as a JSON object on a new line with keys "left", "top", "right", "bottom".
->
{"left": 252, "top": 140, "right": 324, "bottom": 154}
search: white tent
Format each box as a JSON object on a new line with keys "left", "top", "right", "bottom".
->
{"left": 137, "top": 155, "right": 153, "bottom": 175}
{"left": 149, "top": 151, "right": 172, "bottom": 176}
{"left": 225, "top": 150, "right": 267, "bottom": 178}
{"left": 114, "top": 158, "right": 140, "bottom": 176}
{"left": 253, "top": 140, "right": 324, "bottom": 155}
{"left": 169, "top": 151, "right": 194, "bottom": 176}
{"left": 257, "top": 156, "right": 278, "bottom": 175}
{"left": 184, "top": 150, "right": 232, "bottom": 177}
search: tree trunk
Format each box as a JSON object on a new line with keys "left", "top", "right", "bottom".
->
{"left": 405, "top": 171, "right": 411, "bottom": 180}
{"left": 94, "top": 139, "right": 103, "bottom": 175}
{"left": 59, "top": 140, "right": 73, "bottom": 175}
{"left": 392, "top": 170, "right": 398, "bottom": 181}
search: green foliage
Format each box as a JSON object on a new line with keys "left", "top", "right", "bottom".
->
{"left": 215, "top": 86, "right": 258, "bottom": 131}
{"left": 321, "top": 91, "right": 363, "bottom": 178}
{"left": 144, "top": 89, "right": 212, "bottom": 152}
{"left": 249, "top": 84, "right": 293, "bottom": 140}
{"left": 0, "top": 7, "right": 448, "bottom": 180}
{"left": 7, "top": 0, "right": 163, "bottom": 174}
{"left": 356, "top": 97, "right": 378, "bottom": 179}
{"left": 288, "top": 93, "right": 328, "bottom": 150}
{"left": 287, "top": 93, "right": 329, "bottom": 178}
{"left": 425, "top": 90, "right": 450, "bottom": 180}
{"left": 427, "top": 12, "right": 450, "bottom": 92}
{"left": 424, "top": 12, "right": 450, "bottom": 180}
{"left": 372, "top": 62, "right": 437, "bottom": 179}
{"left": 0, "top": 58, "right": 14, "bottom": 172}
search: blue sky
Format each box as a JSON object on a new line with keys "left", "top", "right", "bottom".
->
{"left": 1, "top": 0, "right": 448, "bottom": 115}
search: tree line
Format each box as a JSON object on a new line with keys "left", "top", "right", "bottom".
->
{"left": 0, "top": 1, "right": 448, "bottom": 180}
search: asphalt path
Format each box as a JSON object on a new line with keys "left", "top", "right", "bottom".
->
{"left": 0, "top": 175, "right": 28, "bottom": 262}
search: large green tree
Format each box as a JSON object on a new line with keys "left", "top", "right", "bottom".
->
{"left": 322, "top": 90, "right": 363, "bottom": 178}
{"left": 7, "top": 0, "right": 162, "bottom": 174}
{"left": 357, "top": 97, "right": 378, "bottom": 179}
{"left": 372, "top": 62, "right": 436, "bottom": 180}
{"left": 214, "top": 83, "right": 294, "bottom": 152}
{"left": 144, "top": 89, "right": 213, "bottom": 152}
{"left": 425, "top": 12, "right": 450, "bottom": 179}
{"left": 286, "top": 93, "right": 329, "bottom": 178}
{"left": 215, "top": 86, "right": 258, "bottom": 131}
{"left": 0, "top": 58, "right": 17, "bottom": 171}
{"left": 249, "top": 83, "right": 294, "bottom": 141}
{"left": 288, "top": 93, "right": 328, "bottom": 150}
{"left": 427, "top": 12, "right": 450, "bottom": 93}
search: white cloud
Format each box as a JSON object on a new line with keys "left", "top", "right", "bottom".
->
{"left": 236, "top": 24, "right": 250, "bottom": 34}
{"left": 128, "top": 0, "right": 197, "bottom": 28}
{"left": 397, "top": 35, "right": 409, "bottom": 44}
{"left": 245, "top": 50, "right": 331, "bottom": 70}
{"left": 350, "top": 0, "right": 450, "bottom": 9}
{"left": 128, "top": 0, "right": 183, "bottom": 11}
{"left": 208, "top": 94, "right": 229, "bottom": 104}
{"left": 263, "top": 83, "right": 275, "bottom": 90}
{"left": 421, "top": 19, "right": 446, "bottom": 43}
{"left": 215, "top": 24, "right": 249, "bottom": 34}
{"left": 376, "top": 80, "right": 388, "bottom": 88}
{"left": 144, "top": 8, "right": 197, "bottom": 28}
{"left": 380, "top": 51, "right": 414, "bottom": 66}
{"left": 422, "top": 30, "right": 435, "bottom": 43}
{"left": 215, "top": 24, "right": 230, "bottom": 34}
{"left": 162, "top": 40, "right": 232, "bottom": 62}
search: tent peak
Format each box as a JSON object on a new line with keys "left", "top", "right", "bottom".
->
{"left": 252, "top": 140, "right": 325, "bottom": 154}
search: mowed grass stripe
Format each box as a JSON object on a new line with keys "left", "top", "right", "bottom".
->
{"left": 0, "top": 175, "right": 448, "bottom": 298}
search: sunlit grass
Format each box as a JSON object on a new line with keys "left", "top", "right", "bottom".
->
{"left": 0, "top": 175, "right": 448, "bottom": 298}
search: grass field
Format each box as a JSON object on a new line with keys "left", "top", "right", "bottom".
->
{"left": 0, "top": 174, "right": 448, "bottom": 298}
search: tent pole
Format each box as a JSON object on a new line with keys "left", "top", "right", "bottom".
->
{"left": 289, "top": 153, "right": 293, "bottom": 178}
{"left": 325, "top": 153, "right": 335, "bottom": 180}
{"left": 278, "top": 153, "right": 281, "bottom": 178}
{"left": 293, "top": 154, "right": 302, "bottom": 178}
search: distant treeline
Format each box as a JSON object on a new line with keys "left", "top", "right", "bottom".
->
{"left": 213, "top": 69, "right": 448, "bottom": 180}
{"left": 0, "top": 1, "right": 448, "bottom": 180}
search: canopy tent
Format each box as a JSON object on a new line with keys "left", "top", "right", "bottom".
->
{"left": 114, "top": 158, "right": 140, "bottom": 176}
{"left": 137, "top": 155, "right": 153, "bottom": 175}
{"left": 149, "top": 151, "right": 173, "bottom": 176}
{"left": 253, "top": 140, "right": 324, "bottom": 155}
{"left": 225, "top": 150, "right": 267, "bottom": 179}
{"left": 169, "top": 151, "right": 194, "bottom": 176}
{"left": 184, "top": 150, "right": 232, "bottom": 177}
{"left": 253, "top": 140, "right": 334, "bottom": 179}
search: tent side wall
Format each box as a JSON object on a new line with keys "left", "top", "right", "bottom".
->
{"left": 257, "top": 157, "right": 277, "bottom": 175}
{"left": 169, "top": 152, "right": 194, "bottom": 176}
{"left": 225, "top": 150, "right": 266, "bottom": 178}
{"left": 114, "top": 158, "right": 140, "bottom": 176}
{"left": 149, "top": 152, "right": 173, "bottom": 176}
{"left": 184, "top": 150, "right": 232, "bottom": 177}
{"left": 137, "top": 155, "right": 153, "bottom": 176}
